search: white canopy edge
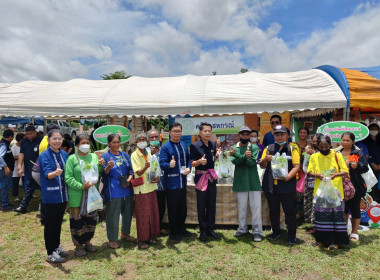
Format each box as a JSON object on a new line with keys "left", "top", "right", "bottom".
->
{"left": 0, "top": 69, "right": 346, "bottom": 118}
{"left": 291, "top": 108, "right": 339, "bottom": 118}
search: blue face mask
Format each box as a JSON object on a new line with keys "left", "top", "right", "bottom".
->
{"left": 150, "top": 140, "right": 160, "bottom": 147}
{"left": 219, "top": 136, "right": 226, "bottom": 142}
{"left": 275, "top": 141, "right": 287, "bottom": 145}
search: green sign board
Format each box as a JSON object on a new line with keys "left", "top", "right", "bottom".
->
{"left": 93, "top": 125, "right": 131, "bottom": 145}
{"left": 316, "top": 121, "right": 369, "bottom": 143}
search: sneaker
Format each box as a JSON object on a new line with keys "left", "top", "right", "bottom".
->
{"left": 56, "top": 246, "right": 68, "bottom": 257}
{"left": 14, "top": 197, "right": 20, "bottom": 202}
{"left": 253, "top": 234, "right": 263, "bottom": 242}
{"left": 74, "top": 247, "right": 87, "bottom": 257}
{"left": 234, "top": 231, "right": 248, "bottom": 237}
{"left": 267, "top": 233, "right": 280, "bottom": 241}
{"left": 46, "top": 251, "right": 66, "bottom": 263}
{"left": 85, "top": 243, "right": 97, "bottom": 253}
{"left": 14, "top": 206, "right": 27, "bottom": 214}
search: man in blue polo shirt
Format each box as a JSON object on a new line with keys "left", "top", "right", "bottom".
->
{"left": 15, "top": 126, "right": 42, "bottom": 213}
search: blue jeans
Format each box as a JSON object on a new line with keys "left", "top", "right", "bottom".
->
{"left": 0, "top": 169, "right": 13, "bottom": 207}
{"left": 20, "top": 173, "right": 40, "bottom": 208}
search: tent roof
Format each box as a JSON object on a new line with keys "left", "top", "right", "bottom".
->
{"left": 340, "top": 66, "right": 380, "bottom": 110}
{"left": 317, "top": 65, "right": 380, "bottom": 110}
{"left": 0, "top": 69, "right": 346, "bottom": 118}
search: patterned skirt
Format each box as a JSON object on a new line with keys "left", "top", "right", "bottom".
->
{"left": 314, "top": 201, "right": 349, "bottom": 246}
{"left": 135, "top": 190, "right": 160, "bottom": 242}
{"left": 68, "top": 207, "right": 97, "bottom": 247}
{"left": 303, "top": 175, "right": 315, "bottom": 223}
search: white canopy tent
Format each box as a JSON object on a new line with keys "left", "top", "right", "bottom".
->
{"left": 0, "top": 69, "right": 346, "bottom": 118}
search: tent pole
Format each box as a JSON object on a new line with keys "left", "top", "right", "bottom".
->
{"left": 343, "top": 107, "right": 350, "bottom": 121}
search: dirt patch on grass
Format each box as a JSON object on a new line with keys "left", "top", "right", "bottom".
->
{"left": 115, "top": 262, "right": 137, "bottom": 280}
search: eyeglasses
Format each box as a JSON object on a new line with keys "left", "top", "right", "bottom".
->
{"left": 171, "top": 130, "right": 182, "bottom": 134}
{"left": 271, "top": 121, "right": 280, "bottom": 125}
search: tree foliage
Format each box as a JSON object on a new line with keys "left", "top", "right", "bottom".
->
{"left": 101, "top": 70, "right": 131, "bottom": 80}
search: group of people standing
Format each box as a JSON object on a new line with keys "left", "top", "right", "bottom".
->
{"left": 1, "top": 116, "right": 379, "bottom": 263}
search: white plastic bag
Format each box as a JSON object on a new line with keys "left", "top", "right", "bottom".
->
{"left": 313, "top": 178, "right": 342, "bottom": 208}
{"left": 302, "top": 153, "right": 311, "bottom": 173}
{"left": 80, "top": 161, "right": 99, "bottom": 184}
{"left": 361, "top": 165, "right": 378, "bottom": 192}
{"left": 87, "top": 186, "right": 103, "bottom": 213}
{"left": 271, "top": 152, "right": 288, "bottom": 179}
{"left": 257, "top": 164, "right": 265, "bottom": 183}
{"left": 147, "top": 154, "right": 160, "bottom": 183}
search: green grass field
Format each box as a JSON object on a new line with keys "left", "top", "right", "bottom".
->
{"left": 1, "top": 191, "right": 380, "bottom": 280}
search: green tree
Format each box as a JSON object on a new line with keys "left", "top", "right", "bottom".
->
{"left": 101, "top": 70, "right": 131, "bottom": 80}
{"left": 240, "top": 68, "right": 248, "bottom": 73}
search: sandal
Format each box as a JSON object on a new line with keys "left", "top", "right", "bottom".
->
{"left": 312, "top": 242, "right": 323, "bottom": 248}
{"left": 327, "top": 244, "right": 339, "bottom": 251}
{"left": 349, "top": 233, "right": 359, "bottom": 242}
{"left": 121, "top": 234, "right": 136, "bottom": 242}
{"left": 148, "top": 239, "right": 157, "bottom": 245}
{"left": 109, "top": 241, "right": 119, "bottom": 249}
{"left": 307, "top": 229, "right": 315, "bottom": 235}
{"left": 138, "top": 242, "right": 149, "bottom": 250}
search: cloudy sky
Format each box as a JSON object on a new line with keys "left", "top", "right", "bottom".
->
{"left": 1, "top": 0, "right": 380, "bottom": 82}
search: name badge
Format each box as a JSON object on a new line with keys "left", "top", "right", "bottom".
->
{"left": 34, "top": 147, "right": 38, "bottom": 152}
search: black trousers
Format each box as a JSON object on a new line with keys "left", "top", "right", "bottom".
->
{"left": 265, "top": 191, "right": 296, "bottom": 240}
{"left": 196, "top": 181, "right": 217, "bottom": 233}
{"left": 156, "top": 190, "right": 167, "bottom": 227}
{"left": 166, "top": 188, "right": 187, "bottom": 235}
{"left": 41, "top": 202, "right": 67, "bottom": 255}
{"left": 12, "top": 176, "right": 23, "bottom": 197}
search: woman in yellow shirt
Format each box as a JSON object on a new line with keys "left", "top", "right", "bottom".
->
{"left": 307, "top": 134, "right": 349, "bottom": 251}
{"left": 131, "top": 132, "right": 160, "bottom": 249}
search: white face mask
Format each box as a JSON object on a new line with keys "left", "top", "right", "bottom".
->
{"left": 369, "top": 130, "right": 379, "bottom": 137}
{"left": 250, "top": 137, "right": 258, "bottom": 143}
{"left": 137, "top": 142, "right": 147, "bottom": 149}
{"left": 78, "top": 144, "right": 90, "bottom": 153}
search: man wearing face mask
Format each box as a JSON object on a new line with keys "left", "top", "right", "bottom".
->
{"left": 148, "top": 129, "right": 168, "bottom": 235}
{"left": 15, "top": 126, "right": 42, "bottom": 213}
{"left": 364, "top": 122, "right": 380, "bottom": 201}
{"left": 259, "top": 125, "right": 300, "bottom": 244}
{"left": 230, "top": 126, "right": 263, "bottom": 241}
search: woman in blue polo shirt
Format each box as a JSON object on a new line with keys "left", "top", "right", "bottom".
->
{"left": 38, "top": 129, "right": 69, "bottom": 263}
{"left": 101, "top": 134, "right": 134, "bottom": 249}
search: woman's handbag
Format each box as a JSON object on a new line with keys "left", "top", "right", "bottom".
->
{"left": 296, "top": 172, "right": 306, "bottom": 193}
{"left": 334, "top": 152, "right": 355, "bottom": 201}
{"left": 342, "top": 177, "right": 355, "bottom": 201}
{"left": 131, "top": 177, "right": 144, "bottom": 188}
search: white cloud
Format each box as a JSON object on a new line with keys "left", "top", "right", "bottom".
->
{"left": 1, "top": 0, "right": 380, "bottom": 83}
{"left": 252, "top": 3, "right": 380, "bottom": 72}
